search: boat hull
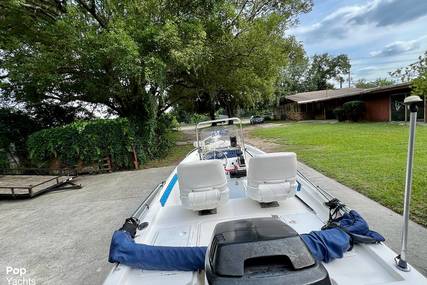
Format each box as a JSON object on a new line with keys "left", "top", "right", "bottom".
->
{"left": 103, "top": 144, "right": 427, "bottom": 285}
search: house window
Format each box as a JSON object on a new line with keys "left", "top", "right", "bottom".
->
{"left": 391, "top": 94, "right": 406, "bottom": 121}
{"left": 391, "top": 93, "right": 425, "bottom": 121}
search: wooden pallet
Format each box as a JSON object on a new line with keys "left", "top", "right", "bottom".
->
{"left": 100, "top": 156, "right": 113, "bottom": 173}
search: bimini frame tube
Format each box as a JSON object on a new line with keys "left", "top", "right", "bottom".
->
{"left": 395, "top": 95, "right": 422, "bottom": 272}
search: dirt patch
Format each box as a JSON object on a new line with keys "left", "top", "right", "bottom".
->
{"left": 180, "top": 128, "right": 196, "bottom": 141}
{"left": 244, "top": 124, "right": 283, "bottom": 153}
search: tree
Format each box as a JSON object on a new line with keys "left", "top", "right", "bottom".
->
{"left": 26, "top": 102, "right": 94, "bottom": 128}
{"left": 390, "top": 51, "right": 427, "bottom": 97}
{"left": 390, "top": 51, "right": 427, "bottom": 82}
{"left": 1, "top": 0, "right": 228, "bottom": 160}
{"left": 354, "top": 78, "right": 395, "bottom": 89}
{"left": 277, "top": 53, "right": 351, "bottom": 96}
{"left": 166, "top": 0, "right": 313, "bottom": 119}
{"left": 0, "top": 0, "right": 217, "bottom": 129}
{"left": 306, "top": 53, "right": 350, "bottom": 90}
{"left": 1, "top": 0, "right": 312, "bottom": 125}
{"left": 276, "top": 54, "right": 309, "bottom": 95}
{"left": 412, "top": 71, "right": 427, "bottom": 97}
{"left": 0, "top": 108, "right": 41, "bottom": 166}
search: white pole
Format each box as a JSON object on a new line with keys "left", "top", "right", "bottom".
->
{"left": 395, "top": 95, "right": 422, "bottom": 272}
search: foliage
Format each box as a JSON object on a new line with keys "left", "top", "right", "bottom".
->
{"left": 307, "top": 54, "right": 350, "bottom": 90}
{"left": 28, "top": 124, "right": 80, "bottom": 166}
{"left": 390, "top": 51, "right": 427, "bottom": 98}
{"left": 189, "top": 114, "right": 211, "bottom": 124}
{"left": 390, "top": 51, "right": 427, "bottom": 82}
{"left": 250, "top": 122, "right": 427, "bottom": 226}
{"left": 278, "top": 53, "right": 351, "bottom": 96}
{"left": 26, "top": 118, "right": 167, "bottom": 169}
{"left": 354, "top": 78, "right": 395, "bottom": 89}
{"left": 0, "top": 108, "right": 41, "bottom": 166}
{"left": 165, "top": 1, "right": 313, "bottom": 118}
{"left": 0, "top": 150, "right": 8, "bottom": 168}
{"left": 333, "top": 107, "right": 346, "bottom": 122}
{"left": 412, "top": 71, "right": 427, "bottom": 98}
{"left": 276, "top": 54, "right": 309, "bottom": 95}
{"left": 342, "top": 101, "right": 365, "bottom": 122}
{"left": 26, "top": 103, "right": 94, "bottom": 128}
{"left": 171, "top": 109, "right": 210, "bottom": 124}
{"left": 0, "top": 0, "right": 220, "bottom": 148}
{"left": 153, "top": 114, "right": 178, "bottom": 157}
{"left": 0, "top": 0, "right": 313, "bottom": 129}
{"left": 263, "top": 115, "right": 273, "bottom": 121}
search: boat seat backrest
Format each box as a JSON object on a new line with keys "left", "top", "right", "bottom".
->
{"left": 247, "top": 152, "right": 297, "bottom": 203}
{"left": 177, "top": 160, "right": 229, "bottom": 211}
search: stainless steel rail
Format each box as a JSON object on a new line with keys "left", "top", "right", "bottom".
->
{"left": 132, "top": 181, "right": 165, "bottom": 220}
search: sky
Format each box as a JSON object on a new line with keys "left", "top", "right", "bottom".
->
{"left": 289, "top": 0, "right": 427, "bottom": 84}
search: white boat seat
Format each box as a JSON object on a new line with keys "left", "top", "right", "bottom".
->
{"left": 247, "top": 152, "right": 297, "bottom": 203}
{"left": 177, "top": 160, "right": 229, "bottom": 211}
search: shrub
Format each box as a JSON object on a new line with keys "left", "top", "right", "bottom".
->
{"left": 0, "top": 150, "right": 9, "bottom": 168}
{"left": 263, "top": 115, "right": 272, "bottom": 121}
{"left": 342, "top": 101, "right": 365, "bottom": 122}
{"left": 0, "top": 108, "right": 41, "bottom": 166}
{"left": 333, "top": 107, "right": 346, "bottom": 122}
{"left": 27, "top": 118, "right": 140, "bottom": 169}
{"left": 154, "top": 114, "right": 178, "bottom": 158}
{"left": 190, "top": 114, "right": 210, "bottom": 124}
{"left": 27, "top": 125, "right": 80, "bottom": 167}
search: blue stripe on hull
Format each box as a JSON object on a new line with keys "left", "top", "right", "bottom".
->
{"left": 160, "top": 174, "right": 178, "bottom": 206}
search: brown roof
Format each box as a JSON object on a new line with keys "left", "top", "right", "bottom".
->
{"left": 286, "top": 88, "right": 364, "bottom": 104}
{"left": 286, "top": 83, "right": 411, "bottom": 104}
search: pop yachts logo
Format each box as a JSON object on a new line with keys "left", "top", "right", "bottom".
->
{"left": 5, "top": 267, "right": 36, "bottom": 285}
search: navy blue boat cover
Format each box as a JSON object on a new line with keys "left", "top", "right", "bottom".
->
{"left": 109, "top": 231, "right": 207, "bottom": 271}
{"left": 108, "top": 210, "right": 384, "bottom": 270}
{"left": 301, "top": 210, "right": 385, "bottom": 262}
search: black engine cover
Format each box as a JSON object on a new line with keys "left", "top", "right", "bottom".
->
{"left": 205, "top": 217, "right": 331, "bottom": 285}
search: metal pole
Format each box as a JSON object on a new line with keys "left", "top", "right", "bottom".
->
{"left": 424, "top": 95, "right": 426, "bottom": 123}
{"left": 131, "top": 181, "right": 164, "bottom": 220}
{"left": 395, "top": 95, "right": 422, "bottom": 272}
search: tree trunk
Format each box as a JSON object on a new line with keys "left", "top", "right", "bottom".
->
{"left": 226, "top": 103, "right": 234, "bottom": 125}
{"left": 209, "top": 93, "right": 216, "bottom": 125}
{"left": 209, "top": 108, "right": 216, "bottom": 120}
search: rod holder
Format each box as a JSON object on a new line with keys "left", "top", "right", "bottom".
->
{"left": 395, "top": 95, "right": 422, "bottom": 272}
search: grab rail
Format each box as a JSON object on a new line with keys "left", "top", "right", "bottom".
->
{"left": 132, "top": 181, "right": 165, "bottom": 220}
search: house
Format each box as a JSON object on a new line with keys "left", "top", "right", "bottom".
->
{"left": 277, "top": 83, "right": 426, "bottom": 122}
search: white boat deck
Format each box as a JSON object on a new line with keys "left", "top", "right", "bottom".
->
{"left": 104, "top": 146, "right": 427, "bottom": 285}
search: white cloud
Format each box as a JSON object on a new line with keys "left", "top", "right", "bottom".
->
{"left": 356, "top": 66, "right": 377, "bottom": 73}
{"left": 369, "top": 36, "right": 427, "bottom": 57}
{"left": 291, "top": 0, "right": 427, "bottom": 83}
{"left": 293, "top": 0, "right": 427, "bottom": 44}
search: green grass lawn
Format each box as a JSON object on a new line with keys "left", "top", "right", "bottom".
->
{"left": 142, "top": 131, "right": 194, "bottom": 169}
{"left": 251, "top": 122, "right": 427, "bottom": 226}
{"left": 142, "top": 144, "right": 194, "bottom": 169}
